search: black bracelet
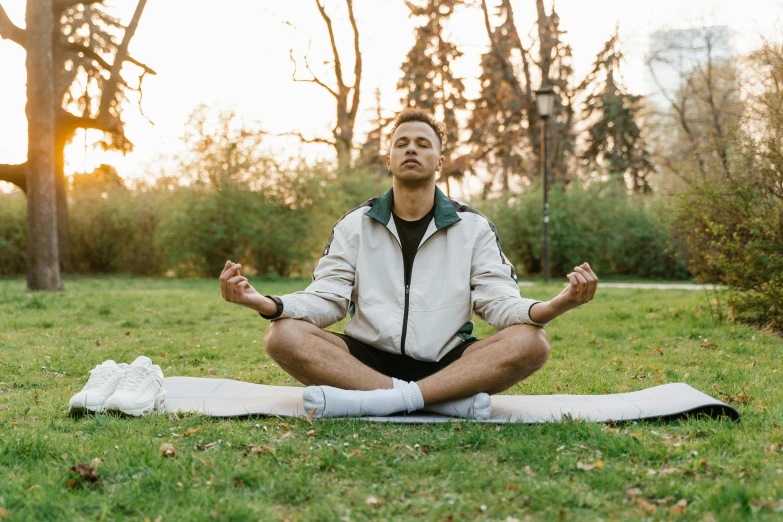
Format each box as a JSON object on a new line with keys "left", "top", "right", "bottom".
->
{"left": 259, "top": 295, "right": 284, "bottom": 320}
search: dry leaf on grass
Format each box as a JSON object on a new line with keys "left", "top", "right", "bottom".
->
{"left": 670, "top": 499, "right": 688, "bottom": 514}
{"left": 160, "top": 443, "right": 176, "bottom": 458}
{"left": 751, "top": 498, "right": 783, "bottom": 510}
{"left": 347, "top": 449, "right": 364, "bottom": 459}
{"left": 0, "top": 507, "right": 7, "bottom": 519}
{"left": 576, "top": 462, "right": 597, "bottom": 471}
{"left": 626, "top": 488, "right": 643, "bottom": 496}
{"left": 636, "top": 498, "right": 658, "bottom": 513}
{"left": 184, "top": 428, "right": 201, "bottom": 437}
{"left": 712, "top": 384, "right": 751, "bottom": 404}
{"left": 365, "top": 495, "right": 380, "bottom": 506}
{"left": 249, "top": 444, "right": 276, "bottom": 455}
{"left": 70, "top": 463, "right": 99, "bottom": 483}
{"left": 195, "top": 440, "right": 221, "bottom": 451}
{"left": 306, "top": 408, "right": 317, "bottom": 424}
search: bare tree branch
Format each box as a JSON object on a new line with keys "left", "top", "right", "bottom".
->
{"left": 261, "top": 130, "right": 336, "bottom": 147}
{"left": 0, "top": 3, "right": 25, "bottom": 47}
{"left": 345, "top": 0, "right": 361, "bottom": 125}
{"left": 479, "top": 0, "right": 525, "bottom": 100}
{"left": 62, "top": 42, "right": 112, "bottom": 70}
{"left": 290, "top": 46, "right": 338, "bottom": 98}
{"left": 647, "top": 59, "right": 708, "bottom": 179}
{"left": 59, "top": 109, "right": 118, "bottom": 133}
{"left": 97, "top": 0, "right": 148, "bottom": 120}
{"left": 314, "top": 0, "right": 345, "bottom": 92}
{"left": 55, "top": 0, "right": 105, "bottom": 12}
{"left": 535, "top": 0, "right": 554, "bottom": 82}
{"left": 123, "top": 55, "right": 155, "bottom": 74}
{"left": 500, "top": 0, "right": 532, "bottom": 99}
{"left": 0, "top": 163, "right": 26, "bottom": 192}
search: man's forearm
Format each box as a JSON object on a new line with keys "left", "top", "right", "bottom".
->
{"left": 529, "top": 300, "right": 573, "bottom": 325}
{"left": 255, "top": 295, "right": 279, "bottom": 317}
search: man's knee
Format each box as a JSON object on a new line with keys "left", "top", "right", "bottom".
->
{"left": 264, "top": 318, "right": 304, "bottom": 360}
{"left": 505, "top": 324, "right": 551, "bottom": 370}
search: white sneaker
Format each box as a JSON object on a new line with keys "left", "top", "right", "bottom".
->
{"left": 68, "top": 360, "right": 129, "bottom": 415}
{"left": 103, "top": 356, "right": 166, "bottom": 417}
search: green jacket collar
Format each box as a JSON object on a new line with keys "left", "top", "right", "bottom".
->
{"left": 366, "top": 185, "right": 461, "bottom": 230}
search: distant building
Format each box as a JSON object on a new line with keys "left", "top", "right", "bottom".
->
{"left": 645, "top": 26, "right": 733, "bottom": 109}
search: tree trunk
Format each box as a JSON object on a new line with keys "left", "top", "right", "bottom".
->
{"left": 54, "top": 132, "right": 74, "bottom": 272}
{"left": 335, "top": 136, "right": 352, "bottom": 173}
{"left": 25, "top": 0, "right": 62, "bottom": 291}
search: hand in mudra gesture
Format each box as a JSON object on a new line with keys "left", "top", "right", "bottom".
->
{"left": 552, "top": 262, "right": 598, "bottom": 310}
{"left": 220, "top": 260, "right": 265, "bottom": 311}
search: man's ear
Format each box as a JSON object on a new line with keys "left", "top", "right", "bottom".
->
{"left": 386, "top": 155, "right": 391, "bottom": 171}
{"left": 435, "top": 155, "right": 445, "bottom": 172}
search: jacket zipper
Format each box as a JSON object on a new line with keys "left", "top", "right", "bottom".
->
{"left": 400, "top": 284, "right": 410, "bottom": 356}
{"left": 399, "top": 232, "right": 439, "bottom": 356}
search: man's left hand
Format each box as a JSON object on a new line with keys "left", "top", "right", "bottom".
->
{"left": 554, "top": 262, "right": 598, "bottom": 309}
{"left": 528, "top": 262, "right": 599, "bottom": 325}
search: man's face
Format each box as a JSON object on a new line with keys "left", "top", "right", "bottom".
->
{"left": 386, "top": 121, "right": 444, "bottom": 183}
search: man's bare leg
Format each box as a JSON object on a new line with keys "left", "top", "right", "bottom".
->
{"left": 263, "top": 318, "right": 392, "bottom": 391}
{"left": 417, "top": 324, "right": 550, "bottom": 405}
{"left": 265, "top": 319, "right": 549, "bottom": 418}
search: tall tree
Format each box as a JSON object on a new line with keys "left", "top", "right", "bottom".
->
{"left": 479, "top": 0, "right": 581, "bottom": 188}
{"left": 358, "top": 88, "right": 392, "bottom": 176}
{"left": 581, "top": 32, "right": 653, "bottom": 193}
{"left": 272, "top": 0, "right": 362, "bottom": 172}
{"left": 468, "top": 0, "right": 528, "bottom": 194}
{"left": 397, "top": 0, "right": 468, "bottom": 194}
{"left": 25, "top": 0, "right": 62, "bottom": 290}
{"left": 0, "top": 0, "right": 155, "bottom": 270}
{"left": 646, "top": 26, "right": 741, "bottom": 187}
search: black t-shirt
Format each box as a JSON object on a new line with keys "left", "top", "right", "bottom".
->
{"left": 392, "top": 204, "right": 436, "bottom": 287}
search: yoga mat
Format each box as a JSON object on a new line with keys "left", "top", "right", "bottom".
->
{"left": 162, "top": 377, "right": 740, "bottom": 423}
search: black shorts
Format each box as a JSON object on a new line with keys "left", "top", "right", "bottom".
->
{"left": 334, "top": 333, "right": 480, "bottom": 382}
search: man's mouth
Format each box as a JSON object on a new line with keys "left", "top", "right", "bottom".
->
{"left": 402, "top": 159, "right": 420, "bottom": 167}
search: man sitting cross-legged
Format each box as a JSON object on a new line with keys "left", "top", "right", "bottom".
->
{"left": 219, "top": 108, "right": 598, "bottom": 419}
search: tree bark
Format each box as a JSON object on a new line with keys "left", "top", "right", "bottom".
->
{"left": 54, "top": 132, "right": 74, "bottom": 271}
{"left": 0, "top": 163, "right": 27, "bottom": 192}
{"left": 25, "top": 0, "right": 63, "bottom": 291}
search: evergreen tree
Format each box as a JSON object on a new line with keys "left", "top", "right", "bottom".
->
{"left": 468, "top": 2, "right": 528, "bottom": 193}
{"left": 397, "top": 0, "right": 468, "bottom": 164}
{"left": 358, "top": 88, "right": 391, "bottom": 176}
{"left": 582, "top": 33, "right": 653, "bottom": 193}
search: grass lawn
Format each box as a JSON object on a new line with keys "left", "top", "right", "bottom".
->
{"left": 0, "top": 275, "right": 781, "bottom": 521}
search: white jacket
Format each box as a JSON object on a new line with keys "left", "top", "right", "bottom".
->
{"left": 269, "top": 186, "right": 545, "bottom": 362}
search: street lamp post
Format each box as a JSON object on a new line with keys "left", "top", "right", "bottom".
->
{"left": 535, "top": 84, "right": 555, "bottom": 283}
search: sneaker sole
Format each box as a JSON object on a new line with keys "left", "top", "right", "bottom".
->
{"left": 68, "top": 404, "right": 104, "bottom": 416}
{"left": 105, "top": 391, "right": 166, "bottom": 417}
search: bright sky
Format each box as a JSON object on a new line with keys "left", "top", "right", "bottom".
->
{"left": 1, "top": 0, "right": 781, "bottom": 193}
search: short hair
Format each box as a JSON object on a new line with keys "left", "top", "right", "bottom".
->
{"left": 389, "top": 108, "right": 447, "bottom": 149}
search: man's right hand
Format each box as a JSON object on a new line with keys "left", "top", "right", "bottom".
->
{"left": 220, "top": 260, "right": 277, "bottom": 315}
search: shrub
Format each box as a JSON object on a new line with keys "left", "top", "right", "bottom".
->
{"left": 667, "top": 42, "right": 783, "bottom": 332}
{"left": 0, "top": 193, "right": 27, "bottom": 275}
{"left": 472, "top": 183, "right": 689, "bottom": 280}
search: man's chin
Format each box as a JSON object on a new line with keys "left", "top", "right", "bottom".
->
{"left": 392, "top": 172, "right": 436, "bottom": 186}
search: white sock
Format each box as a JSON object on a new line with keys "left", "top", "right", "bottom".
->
{"left": 303, "top": 382, "right": 424, "bottom": 418}
{"left": 393, "top": 378, "right": 492, "bottom": 420}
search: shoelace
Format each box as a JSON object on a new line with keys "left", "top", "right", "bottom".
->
{"left": 84, "top": 366, "right": 118, "bottom": 390}
{"left": 116, "top": 366, "right": 155, "bottom": 392}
